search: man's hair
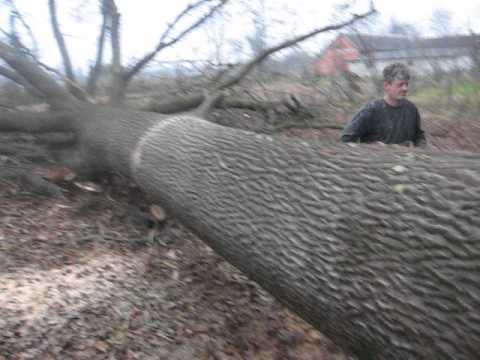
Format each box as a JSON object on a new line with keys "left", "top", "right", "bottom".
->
{"left": 383, "top": 63, "right": 410, "bottom": 83}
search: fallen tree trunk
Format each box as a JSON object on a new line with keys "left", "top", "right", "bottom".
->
{"left": 145, "top": 93, "right": 285, "bottom": 114}
{"left": 48, "top": 104, "right": 478, "bottom": 359}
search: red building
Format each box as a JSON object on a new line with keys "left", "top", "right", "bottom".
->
{"left": 313, "top": 35, "right": 361, "bottom": 75}
{"left": 314, "top": 33, "right": 480, "bottom": 76}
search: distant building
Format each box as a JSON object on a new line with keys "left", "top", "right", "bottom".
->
{"left": 314, "top": 33, "right": 480, "bottom": 76}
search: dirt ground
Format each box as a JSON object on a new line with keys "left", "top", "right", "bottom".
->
{"left": 1, "top": 108, "right": 479, "bottom": 360}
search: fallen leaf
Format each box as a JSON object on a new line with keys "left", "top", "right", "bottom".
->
{"left": 94, "top": 340, "right": 109, "bottom": 353}
{"left": 165, "top": 250, "right": 177, "bottom": 260}
{"left": 172, "top": 270, "right": 179, "bottom": 281}
{"left": 393, "top": 184, "right": 407, "bottom": 193}
{"left": 150, "top": 204, "right": 167, "bottom": 222}
{"left": 73, "top": 181, "right": 103, "bottom": 193}
{"left": 392, "top": 165, "right": 406, "bottom": 173}
{"left": 45, "top": 166, "right": 76, "bottom": 182}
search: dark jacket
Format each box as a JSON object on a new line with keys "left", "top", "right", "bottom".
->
{"left": 341, "top": 99, "right": 426, "bottom": 146}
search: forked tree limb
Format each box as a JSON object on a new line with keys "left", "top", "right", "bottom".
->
{"left": 214, "top": 6, "right": 376, "bottom": 91}
{"left": 0, "top": 40, "right": 79, "bottom": 110}
{"left": 146, "top": 5, "right": 375, "bottom": 115}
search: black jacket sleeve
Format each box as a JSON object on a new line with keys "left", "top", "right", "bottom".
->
{"left": 341, "top": 102, "right": 374, "bottom": 143}
{"left": 413, "top": 107, "right": 427, "bottom": 147}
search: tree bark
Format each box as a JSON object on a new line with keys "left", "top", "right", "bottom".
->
{"left": 0, "top": 109, "right": 75, "bottom": 133}
{"left": 0, "top": 65, "right": 45, "bottom": 98}
{"left": 63, "top": 105, "right": 480, "bottom": 360}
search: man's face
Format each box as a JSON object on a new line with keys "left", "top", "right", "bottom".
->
{"left": 384, "top": 79, "right": 409, "bottom": 101}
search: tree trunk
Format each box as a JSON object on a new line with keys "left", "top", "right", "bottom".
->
{"left": 66, "top": 104, "right": 480, "bottom": 360}
{"left": 146, "top": 94, "right": 286, "bottom": 114}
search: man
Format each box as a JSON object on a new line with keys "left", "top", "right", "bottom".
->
{"left": 341, "top": 63, "right": 426, "bottom": 147}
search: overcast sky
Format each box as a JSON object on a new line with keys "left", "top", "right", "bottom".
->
{"left": 1, "top": 0, "right": 479, "bottom": 72}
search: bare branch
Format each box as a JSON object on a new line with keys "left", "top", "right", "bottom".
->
{"left": 5, "top": 40, "right": 93, "bottom": 103}
{"left": 147, "top": 5, "right": 375, "bottom": 116}
{"left": 86, "top": 2, "right": 109, "bottom": 96}
{"left": 108, "top": 0, "right": 124, "bottom": 103}
{"left": 34, "top": 60, "right": 94, "bottom": 103}
{"left": 124, "top": 0, "right": 228, "bottom": 83}
{"left": 0, "top": 64, "right": 44, "bottom": 98}
{"left": 47, "top": 0, "right": 93, "bottom": 102}
{"left": 0, "top": 109, "right": 75, "bottom": 133}
{"left": 0, "top": 39, "right": 79, "bottom": 110}
{"left": 216, "top": 6, "right": 376, "bottom": 91}
{"left": 158, "top": 0, "right": 212, "bottom": 44}
{"left": 193, "top": 90, "right": 224, "bottom": 117}
{"left": 108, "top": 0, "right": 121, "bottom": 71}
{"left": 4, "top": 0, "right": 39, "bottom": 54}
{"left": 48, "top": 0, "right": 75, "bottom": 81}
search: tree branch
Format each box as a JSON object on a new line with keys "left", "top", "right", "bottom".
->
{"left": 159, "top": 0, "right": 212, "bottom": 44}
{"left": 124, "top": 0, "right": 228, "bottom": 83}
{"left": 47, "top": 0, "right": 91, "bottom": 102}
{"left": 107, "top": 0, "right": 125, "bottom": 104}
{"left": 4, "top": 0, "right": 39, "bottom": 55}
{"left": 146, "top": 5, "right": 375, "bottom": 116}
{"left": 0, "top": 64, "right": 44, "bottom": 98}
{"left": 0, "top": 40, "right": 79, "bottom": 110}
{"left": 48, "top": 0, "right": 75, "bottom": 82}
{"left": 86, "top": 1, "right": 108, "bottom": 96}
{"left": 0, "top": 109, "right": 75, "bottom": 133}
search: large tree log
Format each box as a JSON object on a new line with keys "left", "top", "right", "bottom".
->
{"left": 65, "top": 104, "right": 480, "bottom": 359}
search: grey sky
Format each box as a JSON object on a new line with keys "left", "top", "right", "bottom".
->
{"left": 1, "top": 0, "right": 479, "bottom": 71}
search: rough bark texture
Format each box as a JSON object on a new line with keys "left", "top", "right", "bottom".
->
{"left": 0, "top": 110, "right": 74, "bottom": 133}
{"left": 68, "top": 105, "right": 480, "bottom": 359}
{"left": 0, "top": 65, "right": 45, "bottom": 98}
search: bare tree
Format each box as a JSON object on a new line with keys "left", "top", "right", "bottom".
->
{"left": 430, "top": 8, "right": 454, "bottom": 36}
{"left": 386, "top": 18, "right": 419, "bottom": 38}
{"left": 1, "top": 0, "right": 230, "bottom": 104}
